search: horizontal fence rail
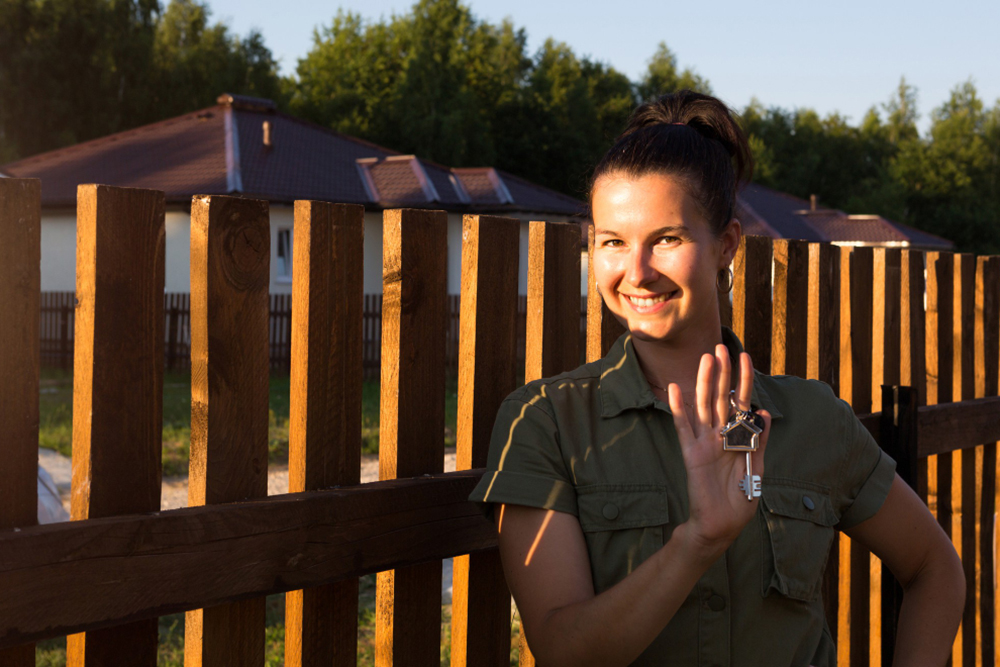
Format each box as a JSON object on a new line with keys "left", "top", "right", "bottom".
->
{"left": 1, "top": 178, "right": 999, "bottom": 666}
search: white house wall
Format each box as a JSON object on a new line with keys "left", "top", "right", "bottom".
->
{"left": 39, "top": 207, "right": 587, "bottom": 297}
{"left": 39, "top": 214, "right": 76, "bottom": 291}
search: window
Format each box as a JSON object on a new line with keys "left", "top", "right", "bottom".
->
{"left": 277, "top": 228, "right": 293, "bottom": 282}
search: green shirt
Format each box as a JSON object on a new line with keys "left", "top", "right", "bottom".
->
{"left": 468, "top": 328, "right": 896, "bottom": 667}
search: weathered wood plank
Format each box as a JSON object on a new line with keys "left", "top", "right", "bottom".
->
{"left": 844, "top": 246, "right": 875, "bottom": 667}
{"left": 0, "top": 472, "right": 494, "bottom": 649}
{"left": 586, "top": 224, "right": 626, "bottom": 362}
{"left": 771, "top": 239, "right": 809, "bottom": 378}
{"left": 376, "top": 208, "right": 448, "bottom": 667}
{"left": 975, "top": 256, "right": 999, "bottom": 667}
{"left": 953, "top": 254, "right": 977, "bottom": 667}
{"left": 807, "top": 243, "right": 841, "bottom": 639}
{"left": 451, "top": 214, "right": 520, "bottom": 667}
{"left": 870, "top": 247, "right": 900, "bottom": 667}
{"left": 285, "top": 201, "right": 365, "bottom": 667}
{"left": 732, "top": 235, "right": 773, "bottom": 373}
{"left": 900, "top": 250, "right": 928, "bottom": 499}
{"left": 67, "top": 184, "right": 165, "bottom": 667}
{"left": 526, "top": 220, "right": 581, "bottom": 379}
{"left": 0, "top": 179, "right": 41, "bottom": 666}
{"left": 520, "top": 220, "right": 583, "bottom": 666}
{"left": 185, "top": 195, "right": 270, "bottom": 667}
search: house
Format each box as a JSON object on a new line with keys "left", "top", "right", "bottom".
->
{"left": 1, "top": 94, "right": 952, "bottom": 303}
{"left": 737, "top": 185, "right": 953, "bottom": 251}
{"left": 0, "top": 94, "right": 587, "bottom": 297}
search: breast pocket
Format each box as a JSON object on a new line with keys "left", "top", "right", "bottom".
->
{"left": 576, "top": 485, "right": 670, "bottom": 593}
{"left": 760, "top": 482, "right": 837, "bottom": 602}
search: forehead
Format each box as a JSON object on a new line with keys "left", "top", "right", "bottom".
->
{"left": 591, "top": 172, "right": 709, "bottom": 235}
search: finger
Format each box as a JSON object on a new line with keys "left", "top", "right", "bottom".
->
{"left": 696, "top": 353, "right": 714, "bottom": 432}
{"left": 714, "top": 344, "right": 731, "bottom": 427}
{"left": 667, "top": 383, "right": 694, "bottom": 443}
{"left": 737, "top": 352, "right": 754, "bottom": 412}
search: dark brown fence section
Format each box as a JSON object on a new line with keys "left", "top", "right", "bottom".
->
{"left": 5, "top": 177, "right": 1000, "bottom": 667}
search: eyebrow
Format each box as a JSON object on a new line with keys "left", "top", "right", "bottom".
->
{"left": 594, "top": 225, "right": 689, "bottom": 237}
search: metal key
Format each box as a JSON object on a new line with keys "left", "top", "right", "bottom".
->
{"left": 738, "top": 452, "right": 761, "bottom": 501}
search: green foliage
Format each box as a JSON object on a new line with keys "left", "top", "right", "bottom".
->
{"left": 3, "top": 0, "right": 997, "bottom": 249}
{"left": 745, "top": 77, "right": 1000, "bottom": 252}
{"left": 0, "top": 0, "right": 281, "bottom": 160}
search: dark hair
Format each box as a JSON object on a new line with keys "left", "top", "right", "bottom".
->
{"left": 590, "top": 90, "right": 753, "bottom": 235}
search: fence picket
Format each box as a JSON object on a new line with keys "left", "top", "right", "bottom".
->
{"left": 586, "top": 224, "right": 626, "bottom": 362}
{"left": 518, "top": 219, "right": 583, "bottom": 666}
{"left": 66, "top": 184, "right": 165, "bottom": 667}
{"left": 732, "top": 235, "right": 773, "bottom": 373}
{"left": 525, "top": 220, "right": 582, "bottom": 382}
{"left": 185, "top": 195, "right": 270, "bottom": 667}
{"left": 873, "top": 248, "right": 902, "bottom": 666}
{"left": 808, "top": 242, "right": 842, "bottom": 641}
{"left": 0, "top": 179, "right": 41, "bottom": 667}
{"left": 375, "top": 208, "right": 449, "bottom": 666}
{"left": 976, "top": 256, "right": 999, "bottom": 667}
{"left": 954, "top": 254, "right": 978, "bottom": 667}
{"left": 451, "top": 214, "right": 520, "bottom": 667}
{"left": 285, "top": 201, "right": 365, "bottom": 667}
{"left": 838, "top": 246, "right": 875, "bottom": 667}
{"left": 772, "top": 238, "right": 809, "bottom": 377}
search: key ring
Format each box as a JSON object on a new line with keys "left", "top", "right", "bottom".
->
{"left": 721, "top": 390, "right": 763, "bottom": 500}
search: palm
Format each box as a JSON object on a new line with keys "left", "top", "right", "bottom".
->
{"left": 666, "top": 347, "right": 771, "bottom": 549}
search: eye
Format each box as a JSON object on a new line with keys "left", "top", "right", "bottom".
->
{"left": 601, "top": 238, "right": 624, "bottom": 248}
{"left": 655, "top": 235, "right": 681, "bottom": 245}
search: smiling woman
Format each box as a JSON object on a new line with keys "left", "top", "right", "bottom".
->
{"left": 468, "top": 90, "right": 965, "bottom": 666}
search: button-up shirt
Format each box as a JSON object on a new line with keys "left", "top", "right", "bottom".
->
{"left": 469, "top": 328, "right": 896, "bottom": 666}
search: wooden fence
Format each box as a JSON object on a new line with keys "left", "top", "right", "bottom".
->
{"left": 40, "top": 292, "right": 584, "bottom": 377}
{"left": 1, "top": 180, "right": 999, "bottom": 666}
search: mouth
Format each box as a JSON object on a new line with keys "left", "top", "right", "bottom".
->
{"left": 621, "top": 290, "right": 678, "bottom": 311}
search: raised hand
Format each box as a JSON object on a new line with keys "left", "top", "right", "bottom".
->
{"left": 666, "top": 345, "right": 771, "bottom": 558}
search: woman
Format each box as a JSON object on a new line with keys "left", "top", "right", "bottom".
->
{"left": 468, "top": 90, "right": 964, "bottom": 666}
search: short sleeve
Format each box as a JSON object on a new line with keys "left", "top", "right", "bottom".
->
{"left": 835, "top": 398, "right": 897, "bottom": 530}
{"left": 467, "top": 392, "right": 578, "bottom": 521}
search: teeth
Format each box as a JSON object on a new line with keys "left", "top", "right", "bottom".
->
{"left": 627, "top": 293, "right": 670, "bottom": 306}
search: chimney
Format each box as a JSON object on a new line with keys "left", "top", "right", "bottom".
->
{"left": 810, "top": 194, "right": 818, "bottom": 211}
{"left": 263, "top": 120, "right": 273, "bottom": 148}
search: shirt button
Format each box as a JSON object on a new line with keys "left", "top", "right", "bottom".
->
{"left": 802, "top": 495, "right": 815, "bottom": 510}
{"left": 602, "top": 503, "right": 619, "bottom": 520}
{"left": 707, "top": 594, "right": 726, "bottom": 611}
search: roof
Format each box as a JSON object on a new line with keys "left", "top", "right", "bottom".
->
{"left": 0, "top": 94, "right": 585, "bottom": 217}
{"left": 798, "top": 211, "right": 953, "bottom": 249}
{"left": 735, "top": 183, "right": 953, "bottom": 250}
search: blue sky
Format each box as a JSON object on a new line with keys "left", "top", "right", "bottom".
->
{"left": 208, "top": 0, "right": 999, "bottom": 135}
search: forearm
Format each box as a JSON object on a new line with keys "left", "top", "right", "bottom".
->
{"left": 527, "top": 523, "right": 723, "bottom": 667}
{"left": 890, "top": 549, "right": 965, "bottom": 667}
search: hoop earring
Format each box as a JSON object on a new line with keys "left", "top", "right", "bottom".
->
{"left": 717, "top": 267, "right": 733, "bottom": 293}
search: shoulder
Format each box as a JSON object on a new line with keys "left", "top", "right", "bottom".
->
{"left": 502, "top": 359, "right": 605, "bottom": 422}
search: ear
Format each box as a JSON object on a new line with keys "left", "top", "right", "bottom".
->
{"left": 718, "top": 218, "right": 742, "bottom": 268}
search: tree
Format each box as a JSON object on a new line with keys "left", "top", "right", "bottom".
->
{"left": 636, "top": 42, "right": 711, "bottom": 102}
{"left": 0, "top": 0, "right": 281, "bottom": 162}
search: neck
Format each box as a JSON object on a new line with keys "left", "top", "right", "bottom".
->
{"left": 631, "top": 316, "right": 726, "bottom": 393}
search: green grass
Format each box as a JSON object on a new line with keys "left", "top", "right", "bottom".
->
{"left": 34, "top": 576, "right": 524, "bottom": 666}
{"left": 38, "top": 370, "right": 459, "bottom": 475}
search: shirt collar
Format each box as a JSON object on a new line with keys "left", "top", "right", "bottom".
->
{"left": 599, "top": 327, "right": 783, "bottom": 420}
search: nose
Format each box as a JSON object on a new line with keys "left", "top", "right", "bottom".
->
{"left": 623, "top": 245, "right": 659, "bottom": 288}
